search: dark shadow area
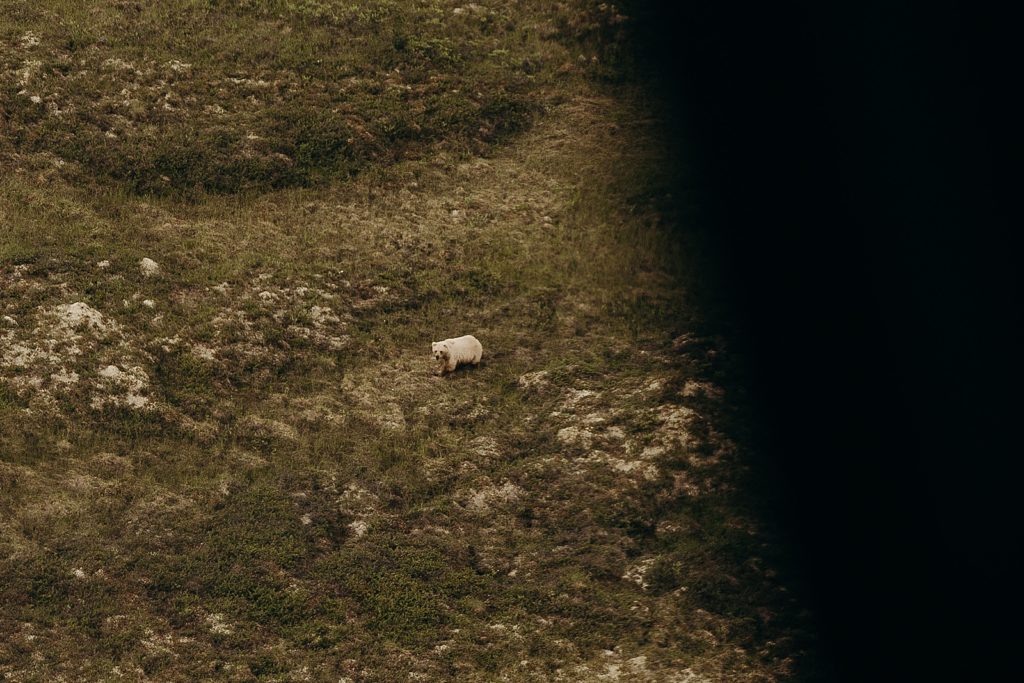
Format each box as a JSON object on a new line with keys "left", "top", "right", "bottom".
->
{"left": 622, "top": 1, "right": 1021, "bottom": 679}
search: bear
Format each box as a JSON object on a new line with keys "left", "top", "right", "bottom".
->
{"left": 432, "top": 335, "right": 483, "bottom": 375}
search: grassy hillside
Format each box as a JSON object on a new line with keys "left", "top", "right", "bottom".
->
{"left": 1, "top": 0, "right": 628, "bottom": 196}
{"left": 1, "top": 2, "right": 818, "bottom": 681}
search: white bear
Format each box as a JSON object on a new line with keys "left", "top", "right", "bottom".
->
{"left": 432, "top": 335, "right": 483, "bottom": 375}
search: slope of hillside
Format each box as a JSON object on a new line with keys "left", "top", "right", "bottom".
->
{"left": 1, "top": 0, "right": 628, "bottom": 196}
{"left": 1, "top": 2, "right": 819, "bottom": 681}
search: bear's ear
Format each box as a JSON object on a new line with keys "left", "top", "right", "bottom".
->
{"left": 431, "top": 342, "right": 438, "bottom": 351}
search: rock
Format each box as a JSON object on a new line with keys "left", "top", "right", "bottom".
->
{"left": 139, "top": 258, "right": 159, "bottom": 277}
{"left": 53, "top": 302, "right": 112, "bottom": 333}
{"left": 98, "top": 365, "right": 122, "bottom": 379}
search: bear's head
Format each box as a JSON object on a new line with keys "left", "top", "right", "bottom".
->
{"left": 431, "top": 341, "right": 450, "bottom": 363}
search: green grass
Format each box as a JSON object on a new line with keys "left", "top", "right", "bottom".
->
{"left": 0, "top": 2, "right": 820, "bottom": 680}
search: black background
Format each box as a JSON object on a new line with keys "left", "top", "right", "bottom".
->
{"left": 631, "top": 1, "right": 1021, "bottom": 679}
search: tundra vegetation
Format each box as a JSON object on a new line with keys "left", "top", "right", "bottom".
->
{"left": 1, "top": 1, "right": 819, "bottom": 680}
